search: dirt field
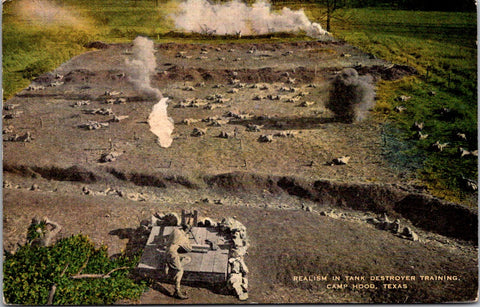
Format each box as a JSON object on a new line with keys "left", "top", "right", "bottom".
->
{"left": 3, "top": 39, "right": 477, "bottom": 303}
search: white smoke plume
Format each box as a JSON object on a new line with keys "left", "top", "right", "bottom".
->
{"left": 172, "top": 0, "right": 328, "bottom": 38}
{"left": 126, "top": 36, "right": 174, "bottom": 148}
{"left": 126, "top": 36, "right": 162, "bottom": 100}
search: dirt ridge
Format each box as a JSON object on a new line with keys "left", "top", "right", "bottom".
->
{"left": 4, "top": 164, "right": 476, "bottom": 242}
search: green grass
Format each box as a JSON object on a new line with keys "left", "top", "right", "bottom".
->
{"left": 326, "top": 8, "right": 477, "bottom": 205}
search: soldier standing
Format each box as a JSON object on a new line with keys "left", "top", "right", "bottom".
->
{"left": 165, "top": 224, "right": 192, "bottom": 299}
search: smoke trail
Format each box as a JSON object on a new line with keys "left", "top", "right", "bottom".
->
{"left": 326, "top": 68, "right": 375, "bottom": 123}
{"left": 172, "top": 0, "right": 327, "bottom": 38}
{"left": 126, "top": 36, "right": 174, "bottom": 148}
{"left": 126, "top": 36, "right": 162, "bottom": 100}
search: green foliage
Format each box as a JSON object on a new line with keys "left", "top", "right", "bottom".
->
{"left": 326, "top": 8, "right": 477, "bottom": 205}
{"left": 26, "top": 220, "right": 47, "bottom": 242}
{"left": 3, "top": 235, "right": 146, "bottom": 305}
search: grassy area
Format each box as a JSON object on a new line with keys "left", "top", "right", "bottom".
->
{"left": 3, "top": 1, "right": 477, "bottom": 205}
{"left": 326, "top": 8, "right": 477, "bottom": 205}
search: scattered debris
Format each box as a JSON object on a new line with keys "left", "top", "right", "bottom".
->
{"left": 127, "top": 192, "right": 148, "bottom": 202}
{"left": 78, "top": 121, "right": 109, "bottom": 130}
{"left": 72, "top": 100, "right": 91, "bottom": 107}
{"left": 285, "top": 97, "right": 300, "bottom": 103}
{"left": 319, "top": 209, "right": 344, "bottom": 219}
{"left": 229, "top": 78, "right": 240, "bottom": 85}
{"left": 246, "top": 124, "right": 263, "bottom": 132}
{"left": 458, "top": 147, "right": 478, "bottom": 158}
{"left": 110, "top": 115, "right": 129, "bottom": 122}
{"left": 301, "top": 203, "right": 313, "bottom": 212}
{"left": 279, "top": 86, "right": 298, "bottom": 93}
{"left": 218, "top": 131, "right": 233, "bottom": 139}
{"left": 48, "top": 81, "right": 64, "bottom": 87}
{"left": 3, "top": 125, "right": 14, "bottom": 134}
{"left": 3, "top": 104, "right": 20, "bottom": 111}
{"left": 456, "top": 132, "right": 467, "bottom": 141}
{"left": 191, "top": 127, "right": 207, "bottom": 137}
{"left": 393, "top": 106, "right": 407, "bottom": 113}
{"left": 299, "top": 101, "right": 315, "bottom": 107}
{"left": 208, "top": 119, "right": 228, "bottom": 127}
{"left": 431, "top": 141, "right": 448, "bottom": 152}
{"left": 282, "top": 51, "right": 293, "bottom": 56}
{"left": 233, "top": 83, "right": 246, "bottom": 89}
{"left": 219, "top": 217, "right": 249, "bottom": 300}
{"left": 4, "top": 132, "right": 33, "bottom": 142}
{"left": 460, "top": 176, "right": 478, "bottom": 192}
{"left": 202, "top": 116, "right": 221, "bottom": 123}
{"left": 30, "top": 184, "right": 40, "bottom": 191}
{"left": 99, "top": 151, "right": 123, "bottom": 163}
{"left": 104, "top": 90, "right": 122, "bottom": 96}
{"left": 105, "top": 97, "right": 127, "bottom": 104}
{"left": 206, "top": 93, "right": 224, "bottom": 100}
{"left": 274, "top": 131, "right": 295, "bottom": 138}
{"left": 414, "top": 131, "right": 429, "bottom": 140}
{"left": 227, "top": 88, "right": 239, "bottom": 94}
{"left": 367, "top": 213, "right": 418, "bottom": 241}
{"left": 26, "top": 84, "right": 45, "bottom": 91}
{"left": 258, "top": 134, "right": 274, "bottom": 142}
{"left": 83, "top": 108, "right": 114, "bottom": 116}
{"left": 329, "top": 156, "right": 350, "bottom": 165}
{"left": 400, "top": 226, "right": 419, "bottom": 241}
{"left": 267, "top": 94, "right": 280, "bottom": 101}
{"left": 3, "top": 111, "right": 23, "bottom": 119}
{"left": 410, "top": 121, "right": 424, "bottom": 131}
{"left": 252, "top": 95, "right": 265, "bottom": 100}
{"left": 395, "top": 95, "right": 411, "bottom": 102}
{"left": 183, "top": 86, "right": 195, "bottom": 91}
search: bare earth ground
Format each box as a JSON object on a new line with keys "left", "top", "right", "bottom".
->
{"left": 3, "top": 40, "right": 477, "bottom": 303}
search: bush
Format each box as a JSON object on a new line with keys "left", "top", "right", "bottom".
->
{"left": 3, "top": 235, "right": 146, "bottom": 305}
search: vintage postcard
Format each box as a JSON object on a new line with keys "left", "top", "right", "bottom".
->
{"left": 2, "top": 0, "right": 477, "bottom": 304}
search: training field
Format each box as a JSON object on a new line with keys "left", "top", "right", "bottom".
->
{"left": 2, "top": 0, "right": 477, "bottom": 304}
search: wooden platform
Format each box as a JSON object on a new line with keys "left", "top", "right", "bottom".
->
{"left": 137, "top": 226, "right": 231, "bottom": 284}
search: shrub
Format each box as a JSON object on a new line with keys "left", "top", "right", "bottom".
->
{"left": 3, "top": 235, "right": 146, "bottom": 305}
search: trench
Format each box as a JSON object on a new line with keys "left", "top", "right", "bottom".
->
{"left": 4, "top": 164, "right": 477, "bottom": 243}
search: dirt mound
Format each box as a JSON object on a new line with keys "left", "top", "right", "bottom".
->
{"left": 85, "top": 41, "right": 110, "bottom": 49}
{"left": 356, "top": 64, "right": 418, "bottom": 81}
{"left": 63, "top": 69, "right": 98, "bottom": 83}
{"left": 206, "top": 172, "right": 477, "bottom": 242}
{"left": 158, "top": 66, "right": 320, "bottom": 84}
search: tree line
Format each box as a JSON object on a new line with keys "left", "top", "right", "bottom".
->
{"left": 268, "top": 0, "right": 476, "bottom": 12}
